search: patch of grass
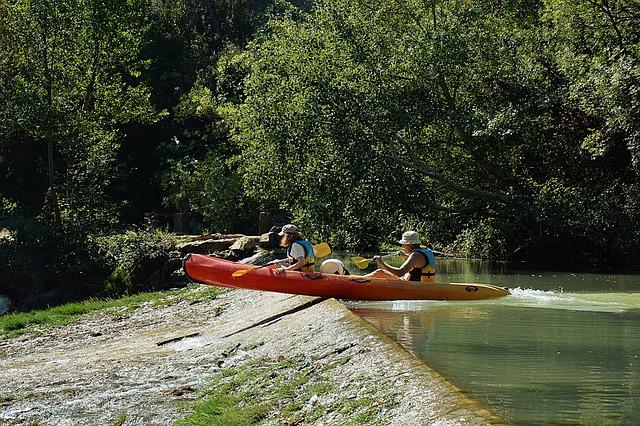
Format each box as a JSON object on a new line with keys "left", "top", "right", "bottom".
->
{"left": 0, "top": 287, "right": 220, "bottom": 338}
{"left": 309, "top": 382, "right": 333, "bottom": 395}
{"left": 151, "top": 286, "right": 220, "bottom": 307}
{"left": 177, "top": 360, "right": 276, "bottom": 426}
{"left": 339, "top": 397, "right": 378, "bottom": 425}
{"left": 177, "top": 357, "right": 337, "bottom": 425}
{"left": 178, "top": 353, "right": 394, "bottom": 425}
{"left": 176, "top": 393, "right": 271, "bottom": 426}
{"left": 280, "top": 400, "right": 303, "bottom": 416}
{"left": 307, "top": 404, "right": 328, "bottom": 423}
{"left": 0, "top": 394, "right": 15, "bottom": 404}
{"left": 353, "top": 409, "right": 379, "bottom": 425}
{"left": 183, "top": 287, "right": 221, "bottom": 304}
{"left": 111, "top": 412, "right": 128, "bottom": 426}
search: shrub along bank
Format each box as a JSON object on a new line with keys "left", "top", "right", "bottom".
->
{"left": 0, "top": 222, "right": 182, "bottom": 312}
{"left": 0, "top": 221, "right": 276, "bottom": 312}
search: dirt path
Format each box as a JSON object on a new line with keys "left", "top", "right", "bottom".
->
{"left": 0, "top": 286, "right": 504, "bottom": 425}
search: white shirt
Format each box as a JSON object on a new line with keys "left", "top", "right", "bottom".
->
{"left": 289, "top": 242, "right": 307, "bottom": 260}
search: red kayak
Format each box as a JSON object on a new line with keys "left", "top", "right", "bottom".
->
{"left": 183, "top": 254, "right": 509, "bottom": 301}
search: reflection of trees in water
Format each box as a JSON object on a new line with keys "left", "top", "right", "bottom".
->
{"left": 449, "top": 308, "right": 490, "bottom": 321}
{"left": 353, "top": 308, "right": 440, "bottom": 354}
{"left": 353, "top": 307, "right": 491, "bottom": 356}
{"left": 355, "top": 305, "right": 640, "bottom": 425}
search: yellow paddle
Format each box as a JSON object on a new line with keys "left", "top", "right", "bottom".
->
{"left": 350, "top": 254, "right": 396, "bottom": 269}
{"left": 313, "top": 242, "right": 332, "bottom": 258}
{"left": 352, "top": 245, "right": 449, "bottom": 269}
{"left": 232, "top": 242, "right": 332, "bottom": 278}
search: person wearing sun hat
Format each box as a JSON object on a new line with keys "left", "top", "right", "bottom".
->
{"left": 271, "top": 224, "right": 316, "bottom": 274}
{"left": 365, "top": 231, "right": 437, "bottom": 282}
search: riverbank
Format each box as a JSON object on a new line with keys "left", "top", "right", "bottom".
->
{"left": 0, "top": 286, "right": 503, "bottom": 425}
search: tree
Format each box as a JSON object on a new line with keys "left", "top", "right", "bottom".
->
{"left": 543, "top": 0, "right": 640, "bottom": 167}
{"left": 232, "top": 0, "right": 541, "bottom": 249}
{"left": 148, "top": 0, "right": 284, "bottom": 232}
{"left": 231, "top": 0, "right": 640, "bottom": 262}
{"left": 0, "top": 0, "right": 157, "bottom": 228}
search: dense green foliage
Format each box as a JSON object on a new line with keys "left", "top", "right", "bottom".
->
{"left": 234, "top": 0, "right": 640, "bottom": 263}
{"left": 0, "top": 217, "right": 176, "bottom": 307}
{"left": 1, "top": 0, "right": 639, "bottom": 306}
{"left": 0, "top": 0, "right": 157, "bottom": 224}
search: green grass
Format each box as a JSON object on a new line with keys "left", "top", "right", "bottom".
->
{"left": 0, "top": 394, "right": 15, "bottom": 404}
{"left": 176, "top": 393, "right": 271, "bottom": 426}
{"left": 339, "top": 397, "right": 379, "bottom": 425}
{"left": 176, "top": 360, "right": 277, "bottom": 426}
{"left": 111, "top": 412, "right": 128, "bottom": 426}
{"left": 177, "top": 355, "right": 394, "bottom": 425}
{"left": 176, "top": 356, "right": 345, "bottom": 426}
{"left": 0, "top": 287, "right": 220, "bottom": 338}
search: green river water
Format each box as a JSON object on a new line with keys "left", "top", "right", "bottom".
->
{"left": 338, "top": 256, "right": 640, "bottom": 425}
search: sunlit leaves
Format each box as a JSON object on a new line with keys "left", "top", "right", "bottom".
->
{"left": 230, "top": 0, "right": 640, "bottom": 261}
{"left": 162, "top": 154, "right": 244, "bottom": 233}
{"left": 542, "top": 0, "right": 640, "bottom": 167}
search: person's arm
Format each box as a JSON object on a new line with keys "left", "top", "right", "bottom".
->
{"left": 283, "top": 257, "right": 305, "bottom": 271}
{"left": 275, "top": 243, "right": 305, "bottom": 274}
{"left": 375, "top": 253, "right": 421, "bottom": 277}
{"left": 275, "top": 257, "right": 304, "bottom": 274}
{"left": 397, "top": 250, "right": 409, "bottom": 258}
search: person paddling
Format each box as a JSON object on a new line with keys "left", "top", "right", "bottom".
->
{"left": 365, "top": 231, "right": 436, "bottom": 282}
{"left": 272, "top": 224, "right": 316, "bottom": 274}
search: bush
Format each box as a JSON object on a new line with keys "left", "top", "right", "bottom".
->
{"left": 0, "top": 215, "right": 178, "bottom": 307}
{"left": 94, "top": 230, "right": 175, "bottom": 296}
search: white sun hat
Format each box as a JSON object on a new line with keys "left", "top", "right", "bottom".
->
{"left": 278, "top": 224, "right": 301, "bottom": 236}
{"left": 398, "top": 231, "right": 422, "bottom": 245}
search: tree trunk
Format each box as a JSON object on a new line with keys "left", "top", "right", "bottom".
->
{"left": 47, "top": 139, "right": 61, "bottom": 224}
{"left": 43, "top": 28, "right": 61, "bottom": 224}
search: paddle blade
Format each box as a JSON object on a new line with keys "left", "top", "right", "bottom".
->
{"left": 231, "top": 265, "right": 258, "bottom": 277}
{"left": 313, "top": 242, "right": 332, "bottom": 258}
{"left": 351, "top": 256, "right": 371, "bottom": 269}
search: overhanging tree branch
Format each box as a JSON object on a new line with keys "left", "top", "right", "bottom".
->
{"left": 386, "top": 139, "right": 510, "bottom": 204}
{"left": 392, "top": 0, "right": 520, "bottom": 187}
